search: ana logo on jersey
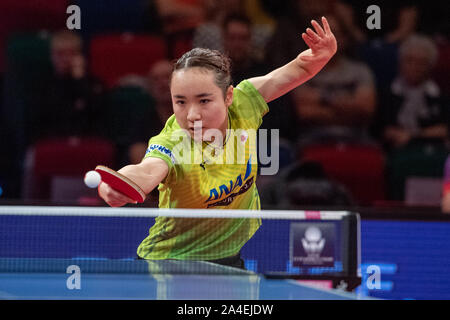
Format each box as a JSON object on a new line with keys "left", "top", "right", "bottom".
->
{"left": 205, "top": 156, "right": 253, "bottom": 207}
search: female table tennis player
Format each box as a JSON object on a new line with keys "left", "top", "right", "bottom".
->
{"left": 98, "top": 17, "right": 337, "bottom": 268}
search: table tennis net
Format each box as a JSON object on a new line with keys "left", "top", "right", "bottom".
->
{"left": 0, "top": 206, "right": 360, "bottom": 276}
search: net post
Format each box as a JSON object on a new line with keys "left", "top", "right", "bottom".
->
{"left": 341, "top": 211, "right": 361, "bottom": 278}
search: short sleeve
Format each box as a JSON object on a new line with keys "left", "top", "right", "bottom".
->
{"left": 143, "top": 116, "right": 180, "bottom": 178}
{"left": 144, "top": 139, "right": 176, "bottom": 169}
{"left": 231, "top": 80, "right": 269, "bottom": 129}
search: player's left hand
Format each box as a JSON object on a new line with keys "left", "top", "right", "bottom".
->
{"left": 298, "top": 17, "right": 337, "bottom": 64}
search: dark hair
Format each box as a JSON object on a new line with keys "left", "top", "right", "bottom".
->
{"left": 172, "top": 48, "right": 232, "bottom": 98}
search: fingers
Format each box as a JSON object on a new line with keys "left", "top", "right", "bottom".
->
{"left": 98, "top": 183, "right": 137, "bottom": 207}
{"left": 306, "top": 28, "right": 320, "bottom": 43}
{"left": 321, "top": 16, "right": 332, "bottom": 35}
{"left": 301, "top": 33, "right": 315, "bottom": 49}
{"left": 311, "top": 19, "right": 325, "bottom": 38}
{"left": 108, "top": 187, "right": 136, "bottom": 204}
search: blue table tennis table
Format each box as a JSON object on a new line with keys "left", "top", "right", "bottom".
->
{"left": 0, "top": 258, "right": 367, "bottom": 300}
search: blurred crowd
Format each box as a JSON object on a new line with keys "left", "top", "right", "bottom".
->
{"left": 0, "top": 0, "right": 449, "bottom": 209}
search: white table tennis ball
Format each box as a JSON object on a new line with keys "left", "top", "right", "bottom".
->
{"left": 84, "top": 170, "right": 101, "bottom": 188}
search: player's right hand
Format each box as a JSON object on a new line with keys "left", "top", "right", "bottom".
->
{"left": 98, "top": 182, "right": 137, "bottom": 207}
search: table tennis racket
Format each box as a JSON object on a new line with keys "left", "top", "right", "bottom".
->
{"left": 95, "top": 165, "right": 146, "bottom": 203}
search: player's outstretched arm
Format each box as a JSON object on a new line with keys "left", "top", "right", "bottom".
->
{"left": 99, "top": 157, "right": 169, "bottom": 207}
{"left": 248, "top": 16, "right": 337, "bottom": 103}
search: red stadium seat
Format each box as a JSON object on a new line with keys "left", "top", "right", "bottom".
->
{"left": 89, "top": 34, "right": 167, "bottom": 88}
{"left": 300, "top": 143, "right": 387, "bottom": 205}
{"left": 0, "top": 0, "right": 67, "bottom": 72}
{"left": 22, "top": 136, "right": 116, "bottom": 201}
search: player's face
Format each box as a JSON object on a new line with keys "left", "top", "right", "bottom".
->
{"left": 171, "top": 68, "right": 233, "bottom": 143}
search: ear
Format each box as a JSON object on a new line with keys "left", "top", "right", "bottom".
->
{"left": 225, "top": 85, "right": 234, "bottom": 108}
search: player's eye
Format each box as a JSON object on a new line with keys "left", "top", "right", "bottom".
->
{"left": 200, "top": 99, "right": 211, "bottom": 104}
{"left": 175, "top": 100, "right": 185, "bottom": 105}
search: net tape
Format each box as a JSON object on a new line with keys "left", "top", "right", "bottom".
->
{"left": 0, "top": 206, "right": 351, "bottom": 220}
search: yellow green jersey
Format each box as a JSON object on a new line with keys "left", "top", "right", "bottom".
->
{"left": 137, "top": 80, "right": 269, "bottom": 260}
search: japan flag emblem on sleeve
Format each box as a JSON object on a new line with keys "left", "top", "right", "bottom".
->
{"left": 240, "top": 130, "right": 248, "bottom": 144}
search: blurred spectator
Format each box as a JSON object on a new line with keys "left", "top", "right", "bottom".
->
{"left": 192, "top": 0, "right": 272, "bottom": 61}
{"left": 344, "top": 0, "right": 449, "bottom": 89}
{"left": 222, "top": 13, "right": 268, "bottom": 85}
{"left": 146, "top": 60, "right": 174, "bottom": 124}
{"left": 193, "top": 3, "right": 295, "bottom": 142}
{"left": 383, "top": 5, "right": 420, "bottom": 44}
{"left": 292, "top": 15, "right": 377, "bottom": 147}
{"left": 155, "top": 0, "right": 205, "bottom": 35}
{"left": 342, "top": 0, "right": 448, "bottom": 41}
{"left": 377, "top": 35, "right": 449, "bottom": 150}
{"left": 243, "top": 0, "right": 276, "bottom": 33}
{"left": 192, "top": 0, "right": 243, "bottom": 51}
{"left": 264, "top": 0, "right": 340, "bottom": 68}
{"left": 259, "top": 160, "right": 354, "bottom": 208}
{"left": 127, "top": 60, "right": 174, "bottom": 164}
{"left": 260, "top": 1, "right": 358, "bottom": 144}
{"left": 441, "top": 155, "right": 450, "bottom": 213}
{"left": 31, "top": 30, "right": 105, "bottom": 142}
